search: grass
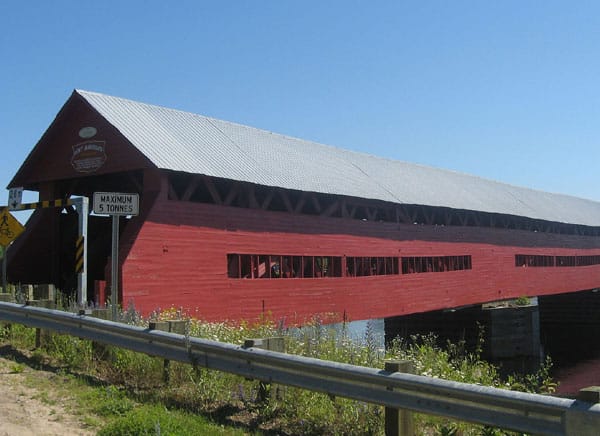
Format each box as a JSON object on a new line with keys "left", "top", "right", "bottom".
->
{"left": 9, "top": 361, "right": 25, "bottom": 373}
{"left": 0, "top": 308, "right": 557, "bottom": 435}
{"left": 98, "top": 404, "right": 250, "bottom": 436}
{"left": 0, "top": 340, "right": 253, "bottom": 434}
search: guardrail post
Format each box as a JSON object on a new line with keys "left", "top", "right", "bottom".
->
{"left": 91, "top": 308, "right": 111, "bottom": 320}
{"left": 149, "top": 320, "right": 189, "bottom": 384}
{"left": 26, "top": 300, "right": 56, "bottom": 348}
{"left": 32, "top": 284, "right": 55, "bottom": 300}
{"left": 578, "top": 386, "right": 600, "bottom": 404}
{"left": 565, "top": 386, "right": 600, "bottom": 435}
{"left": 148, "top": 321, "right": 170, "bottom": 383}
{"left": 18, "top": 284, "right": 33, "bottom": 302}
{"left": 168, "top": 319, "right": 188, "bottom": 335}
{"left": 385, "top": 360, "right": 415, "bottom": 436}
{"left": 167, "top": 320, "right": 188, "bottom": 383}
{"left": 89, "top": 308, "right": 111, "bottom": 360}
{"left": 244, "top": 337, "right": 285, "bottom": 402}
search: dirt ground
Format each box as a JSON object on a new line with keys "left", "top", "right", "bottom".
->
{"left": 0, "top": 355, "right": 95, "bottom": 436}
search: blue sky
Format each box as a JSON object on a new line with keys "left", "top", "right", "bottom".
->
{"left": 2, "top": 1, "right": 600, "bottom": 215}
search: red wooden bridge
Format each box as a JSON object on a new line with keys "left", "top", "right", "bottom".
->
{"left": 6, "top": 90, "right": 600, "bottom": 325}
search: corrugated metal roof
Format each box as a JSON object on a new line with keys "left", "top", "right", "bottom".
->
{"left": 77, "top": 89, "right": 600, "bottom": 227}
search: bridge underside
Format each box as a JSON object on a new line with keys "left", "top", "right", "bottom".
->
{"left": 384, "top": 288, "right": 600, "bottom": 376}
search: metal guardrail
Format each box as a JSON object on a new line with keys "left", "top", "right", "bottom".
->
{"left": 0, "top": 301, "right": 599, "bottom": 436}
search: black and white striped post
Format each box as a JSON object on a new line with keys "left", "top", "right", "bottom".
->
{"left": 72, "top": 197, "right": 89, "bottom": 305}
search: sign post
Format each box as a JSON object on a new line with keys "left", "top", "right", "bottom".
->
{"left": 93, "top": 192, "right": 139, "bottom": 320}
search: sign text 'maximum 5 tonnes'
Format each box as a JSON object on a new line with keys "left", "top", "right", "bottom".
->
{"left": 93, "top": 192, "right": 139, "bottom": 216}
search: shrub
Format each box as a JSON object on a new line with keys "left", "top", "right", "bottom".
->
{"left": 92, "top": 386, "right": 134, "bottom": 417}
{"left": 514, "top": 296, "right": 530, "bottom": 306}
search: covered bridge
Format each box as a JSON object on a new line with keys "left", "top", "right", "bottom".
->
{"left": 7, "top": 90, "right": 600, "bottom": 324}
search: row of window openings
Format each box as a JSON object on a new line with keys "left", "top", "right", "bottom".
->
{"left": 516, "top": 254, "right": 600, "bottom": 268}
{"left": 227, "top": 254, "right": 472, "bottom": 279}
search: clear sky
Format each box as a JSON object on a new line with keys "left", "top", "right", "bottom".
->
{"left": 2, "top": 1, "right": 600, "bottom": 215}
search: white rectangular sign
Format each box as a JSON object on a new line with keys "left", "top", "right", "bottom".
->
{"left": 93, "top": 192, "right": 139, "bottom": 216}
{"left": 8, "top": 187, "right": 23, "bottom": 211}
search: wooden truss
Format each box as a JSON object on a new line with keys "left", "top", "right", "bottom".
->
{"left": 166, "top": 173, "right": 600, "bottom": 237}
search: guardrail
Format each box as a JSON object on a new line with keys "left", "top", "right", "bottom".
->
{"left": 0, "top": 301, "right": 599, "bottom": 436}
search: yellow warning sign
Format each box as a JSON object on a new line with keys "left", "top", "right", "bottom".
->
{"left": 0, "top": 209, "right": 25, "bottom": 247}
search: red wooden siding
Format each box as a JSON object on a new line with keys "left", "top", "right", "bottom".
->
{"left": 121, "top": 197, "right": 600, "bottom": 324}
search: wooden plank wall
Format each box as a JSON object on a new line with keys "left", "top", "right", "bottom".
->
{"left": 121, "top": 197, "right": 600, "bottom": 325}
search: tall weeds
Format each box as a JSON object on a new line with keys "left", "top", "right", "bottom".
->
{"left": 1, "top": 307, "right": 556, "bottom": 435}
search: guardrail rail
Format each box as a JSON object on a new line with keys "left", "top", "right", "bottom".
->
{"left": 0, "top": 301, "right": 599, "bottom": 435}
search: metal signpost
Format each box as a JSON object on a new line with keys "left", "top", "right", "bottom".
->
{"left": 93, "top": 192, "right": 139, "bottom": 320}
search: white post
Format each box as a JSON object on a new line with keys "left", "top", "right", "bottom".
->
{"left": 73, "top": 197, "right": 89, "bottom": 306}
